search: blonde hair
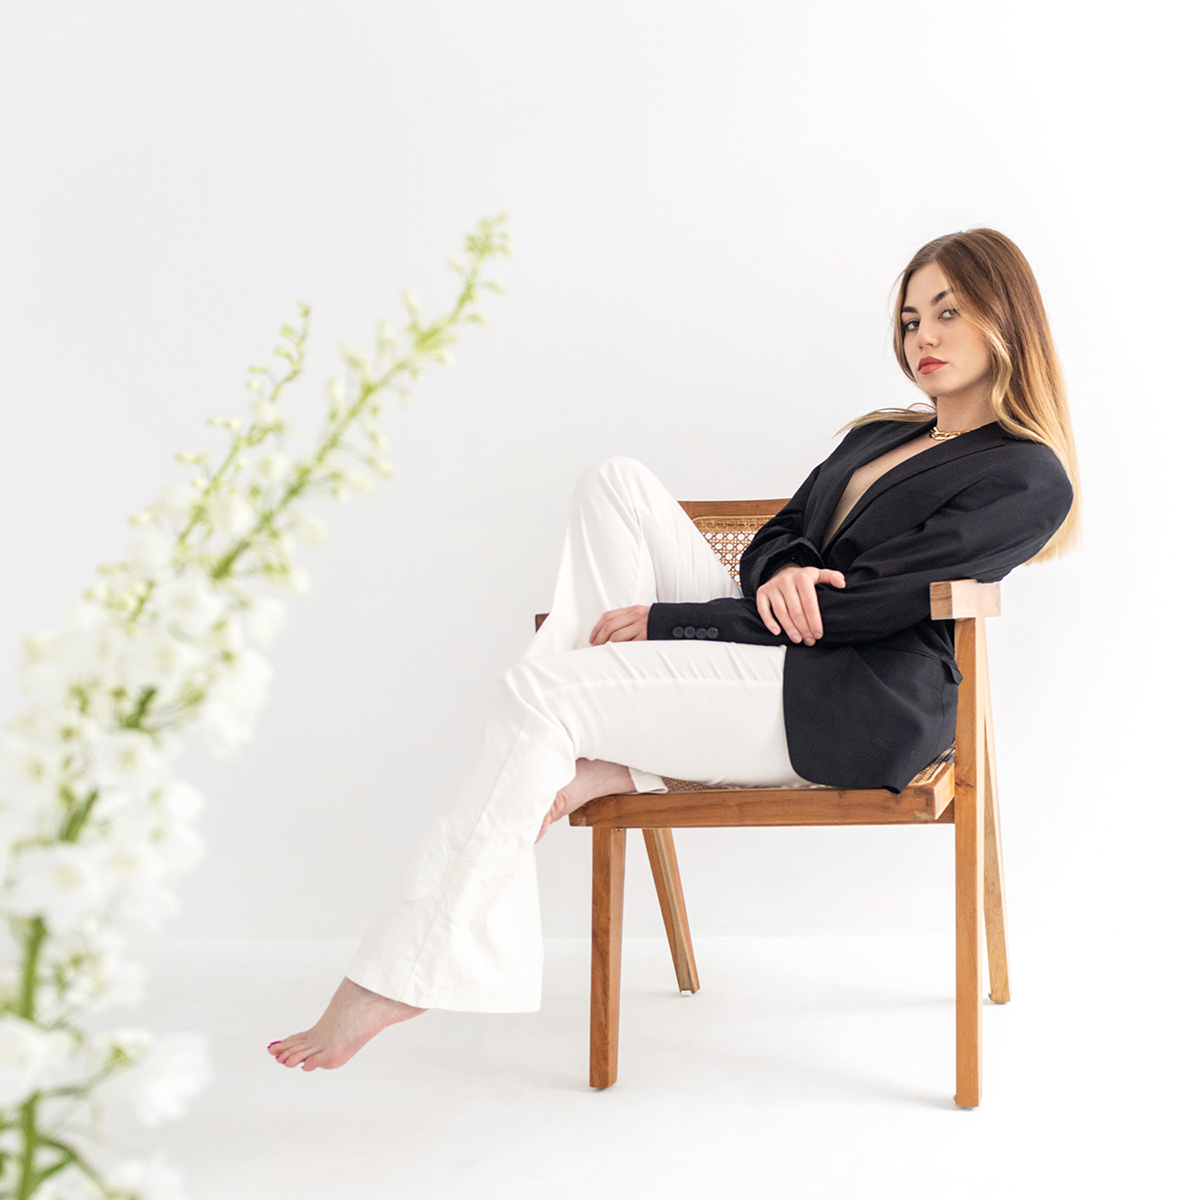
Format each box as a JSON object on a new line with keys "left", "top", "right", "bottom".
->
{"left": 849, "top": 228, "right": 1080, "bottom": 561}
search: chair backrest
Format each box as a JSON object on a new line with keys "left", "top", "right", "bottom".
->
{"left": 677, "top": 498, "right": 1000, "bottom": 801}
{"left": 678, "top": 498, "right": 790, "bottom": 582}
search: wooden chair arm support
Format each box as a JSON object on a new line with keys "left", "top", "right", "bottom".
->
{"left": 930, "top": 580, "right": 1001, "bottom": 620}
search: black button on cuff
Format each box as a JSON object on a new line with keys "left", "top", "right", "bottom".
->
{"left": 684, "top": 626, "right": 696, "bottom": 638}
{"left": 695, "top": 627, "right": 708, "bottom": 639}
{"left": 707, "top": 627, "right": 719, "bottom": 638}
{"left": 672, "top": 626, "right": 684, "bottom": 638}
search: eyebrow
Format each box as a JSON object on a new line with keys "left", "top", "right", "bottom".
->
{"left": 900, "top": 288, "right": 952, "bottom": 315}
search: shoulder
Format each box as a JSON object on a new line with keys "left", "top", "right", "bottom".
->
{"left": 951, "top": 428, "right": 1074, "bottom": 532}
{"left": 983, "top": 428, "right": 1073, "bottom": 499}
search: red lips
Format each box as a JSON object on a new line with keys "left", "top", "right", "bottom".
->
{"left": 918, "top": 357, "right": 946, "bottom": 375}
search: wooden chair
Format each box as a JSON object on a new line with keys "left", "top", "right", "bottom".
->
{"left": 541, "top": 498, "right": 1008, "bottom": 1108}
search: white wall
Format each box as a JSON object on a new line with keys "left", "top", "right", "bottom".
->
{"left": 1, "top": 3, "right": 1193, "bottom": 961}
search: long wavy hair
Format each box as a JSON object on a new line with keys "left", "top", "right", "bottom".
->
{"left": 849, "top": 228, "right": 1080, "bottom": 560}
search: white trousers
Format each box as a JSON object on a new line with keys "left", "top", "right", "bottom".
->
{"left": 345, "top": 457, "right": 810, "bottom": 1011}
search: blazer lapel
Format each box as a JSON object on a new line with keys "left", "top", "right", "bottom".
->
{"left": 804, "top": 419, "right": 938, "bottom": 547}
{"left": 819, "top": 420, "right": 1012, "bottom": 551}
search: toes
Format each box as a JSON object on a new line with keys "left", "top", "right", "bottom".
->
{"left": 279, "top": 1043, "right": 314, "bottom": 1068}
{"left": 268, "top": 1035, "right": 302, "bottom": 1061}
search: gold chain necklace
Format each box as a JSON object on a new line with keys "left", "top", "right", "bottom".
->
{"left": 928, "top": 426, "right": 966, "bottom": 441}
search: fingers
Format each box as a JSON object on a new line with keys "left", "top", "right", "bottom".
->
{"left": 757, "top": 567, "right": 846, "bottom": 645}
{"left": 589, "top": 606, "right": 649, "bottom": 645}
{"left": 796, "top": 576, "right": 824, "bottom": 641}
{"left": 756, "top": 591, "right": 781, "bottom": 636}
{"left": 761, "top": 579, "right": 812, "bottom": 645}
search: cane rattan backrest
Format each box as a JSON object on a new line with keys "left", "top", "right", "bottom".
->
{"left": 678, "top": 499, "right": 791, "bottom": 583}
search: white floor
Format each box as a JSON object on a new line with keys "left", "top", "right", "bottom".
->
{"left": 96, "top": 934, "right": 1184, "bottom": 1200}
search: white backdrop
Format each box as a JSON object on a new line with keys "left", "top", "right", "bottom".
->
{"left": 1, "top": 2, "right": 1194, "bottom": 970}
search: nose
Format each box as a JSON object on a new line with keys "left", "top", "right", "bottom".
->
{"left": 916, "top": 321, "right": 939, "bottom": 351}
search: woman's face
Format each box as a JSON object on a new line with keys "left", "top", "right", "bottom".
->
{"left": 900, "top": 262, "right": 992, "bottom": 404}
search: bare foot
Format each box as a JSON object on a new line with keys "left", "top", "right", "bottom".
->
{"left": 268, "top": 977, "right": 426, "bottom": 1070}
{"left": 537, "top": 757, "right": 635, "bottom": 842}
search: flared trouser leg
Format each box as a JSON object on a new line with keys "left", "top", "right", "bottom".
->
{"left": 345, "top": 457, "right": 808, "bottom": 1011}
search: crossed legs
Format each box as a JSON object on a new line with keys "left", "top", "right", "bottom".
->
{"left": 269, "top": 457, "right": 802, "bottom": 1069}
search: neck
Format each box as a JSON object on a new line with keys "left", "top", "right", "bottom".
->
{"left": 933, "top": 388, "right": 994, "bottom": 433}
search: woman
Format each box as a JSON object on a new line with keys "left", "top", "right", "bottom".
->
{"left": 269, "top": 227, "right": 1079, "bottom": 1071}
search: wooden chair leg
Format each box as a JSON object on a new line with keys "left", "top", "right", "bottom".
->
{"left": 643, "top": 828, "right": 700, "bottom": 993}
{"left": 590, "top": 826, "right": 626, "bottom": 1089}
{"left": 982, "top": 713, "right": 1010, "bottom": 1003}
{"left": 954, "top": 618, "right": 985, "bottom": 1109}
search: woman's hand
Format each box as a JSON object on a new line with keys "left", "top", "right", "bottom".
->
{"left": 589, "top": 605, "right": 650, "bottom": 645}
{"left": 756, "top": 565, "right": 846, "bottom": 645}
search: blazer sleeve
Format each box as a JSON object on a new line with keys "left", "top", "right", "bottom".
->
{"left": 647, "top": 445, "right": 1073, "bottom": 647}
{"left": 736, "top": 462, "right": 826, "bottom": 594}
{"left": 810, "top": 448, "right": 1073, "bottom": 644}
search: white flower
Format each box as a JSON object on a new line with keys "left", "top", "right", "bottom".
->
{"left": 207, "top": 491, "right": 256, "bottom": 536}
{"left": 16, "top": 630, "right": 69, "bottom": 701}
{"left": 38, "top": 1027, "right": 83, "bottom": 1089}
{"left": 292, "top": 511, "right": 327, "bottom": 546}
{"left": 108, "top": 1156, "right": 187, "bottom": 1200}
{"left": 90, "top": 730, "right": 165, "bottom": 798}
{"left": 124, "top": 629, "right": 204, "bottom": 699}
{"left": 267, "top": 564, "right": 310, "bottom": 596}
{"left": 126, "top": 530, "right": 175, "bottom": 578}
{"left": 90, "top": 786, "right": 138, "bottom": 823}
{"left": 0, "top": 801, "right": 45, "bottom": 848}
{"left": 345, "top": 469, "right": 375, "bottom": 494}
{"left": 0, "top": 733, "right": 62, "bottom": 807}
{"left": 117, "top": 1032, "right": 212, "bottom": 1127}
{"left": 152, "top": 780, "right": 205, "bottom": 824}
{"left": 58, "top": 605, "right": 135, "bottom": 687}
{"left": 153, "top": 571, "right": 227, "bottom": 638}
{"left": 204, "top": 613, "right": 246, "bottom": 658}
{"left": 60, "top": 937, "right": 147, "bottom": 1011}
{"left": 255, "top": 452, "right": 290, "bottom": 484}
{"left": 154, "top": 479, "right": 203, "bottom": 526}
{"left": 242, "top": 595, "right": 286, "bottom": 648}
{"left": 250, "top": 397, "right": 285, "bottom": 432}
{"left": 6, "top": 843, "right": 112, "bottom": 933}
{"left": 197, "top": 650, "right": 272, "bottom": 756}
{"left": 0, "top": 1016, "right": 53, "bottom": 1106}
{"left": 114, "top": 808, "right": 205, "bottom": 876}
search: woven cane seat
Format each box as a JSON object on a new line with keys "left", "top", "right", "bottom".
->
{"left": 659, "top": 744, "right": 955, "bottom": 795}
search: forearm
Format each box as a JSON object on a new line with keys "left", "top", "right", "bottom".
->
{"left": 646, "top": 597, "right": 791, "bottom": 645}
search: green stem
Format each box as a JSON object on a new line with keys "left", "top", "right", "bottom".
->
{"left": 15, "top": 1095, "right": 39, "bottom": 1200}
{"left": 18, "top": 920, "right": 45, "bottom": 1020}
{"left": 60, "top": 791, "right": 99, "bottom": 844}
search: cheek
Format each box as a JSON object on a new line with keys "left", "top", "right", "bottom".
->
{"left": 951, "top": 328, "right": 990, "bottom": 375}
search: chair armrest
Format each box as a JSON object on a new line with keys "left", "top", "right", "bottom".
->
{"left": 930, "top": 580, "right": 1001, "bottom": 620}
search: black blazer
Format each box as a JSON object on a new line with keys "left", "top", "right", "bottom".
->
{"left": 646, "top": 418, "right": 1074, "bottom": 792}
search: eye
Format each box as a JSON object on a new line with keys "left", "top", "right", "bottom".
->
{"left": 940, "top": 307, "right": 959, "bottom": 320}
{"left": 901, "top": 318, "right": 919, "bottom": 333}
